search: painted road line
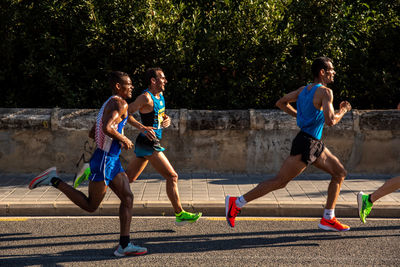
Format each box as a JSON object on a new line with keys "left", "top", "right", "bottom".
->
{"left": 207, "top": 217, "right": 400, "bottom": 221}
{"left": 206, "top": 217, "right": 318, "bottom": 222}
{"left": 0, "top": 217, "right": 28, "bottom": 221}
{"left": 1, "top": 216, "right": 399, "bottom": 221}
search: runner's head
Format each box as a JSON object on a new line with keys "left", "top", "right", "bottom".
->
{"left": 146, "top": 67, "right": 167, "bottom": 93}
{"left": 108, "top": 71, "right": 133, "bottom": 99}
{"left": 312, "top": 57, "right": 335, "bottom": 84}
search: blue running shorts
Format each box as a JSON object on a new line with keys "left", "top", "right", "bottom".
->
{"left": 89, "top": 148, "right": 124, "bottom": 186}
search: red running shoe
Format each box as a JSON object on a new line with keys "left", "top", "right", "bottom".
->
{"left": 318, "top": 217, "right": 350, "bottom": 232}
{"left": 225, "top": 195, "right": 241, "bottom": 228}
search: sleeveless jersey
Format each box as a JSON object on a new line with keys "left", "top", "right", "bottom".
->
{"left": 139, "top": 89, "right": 165, "bottom": 140}
{"left": 94, "top": 95, "right": 128, "bottom": 156}
{"left": 296, "top": 83, "right": 325, "bottom": 140}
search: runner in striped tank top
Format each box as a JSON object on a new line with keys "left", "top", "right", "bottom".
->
{"left": 29, "top": 71, "right": 147, "bottom": 256}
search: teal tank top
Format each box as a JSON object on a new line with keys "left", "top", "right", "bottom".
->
{"left": 139, "top": 89, "right": 166, "bottom": 140}
{"left": 296, "top": 83, "right": 325, "bottom": 140}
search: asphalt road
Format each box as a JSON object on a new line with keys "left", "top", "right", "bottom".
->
{"left": 0, "top": 216, "right": 399, "bottom": 266}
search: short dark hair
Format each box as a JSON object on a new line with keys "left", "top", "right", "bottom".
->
{"left": 145, "top": 67, "right": 163, "bottom": 86}
{"left": 108, "top": 71, "right": 129, "bottom": 89}
{"left": 311, "top": 57, "right": 332, "bottom": 78}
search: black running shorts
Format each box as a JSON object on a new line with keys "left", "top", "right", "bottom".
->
{"left": 134, "top": 134, "right": 165, "bottom": 158}
{"left": 290, "top": 131, "right": 325, "bottom": 165}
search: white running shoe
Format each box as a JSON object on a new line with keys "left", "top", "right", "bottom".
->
{"left": 114, "top": 243, "right": 147, "bottom": 257}
{"left": 29, "top": 167, "right": 58, "bottom": 189}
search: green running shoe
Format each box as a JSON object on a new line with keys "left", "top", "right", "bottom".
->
{"left": 175, "top": 210, "right": 202, "bottom": 226}
{"left": 73, "top": 163, "right": 90, "bottom": 188}
{"left": 357, "top": 191, "right": 373, "bottom": 223}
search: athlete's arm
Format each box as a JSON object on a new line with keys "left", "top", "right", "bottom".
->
{"left": 102, "top": 98, "right": 133, "bottom": 149}
{"left": 128, "top": 94, "right": 157, "bottom": 140}
{"left": 275, "top": 87, "right": 303, "bottom": 117}
{"left": 321, "top": 87, "right": 351, "bottom": 126}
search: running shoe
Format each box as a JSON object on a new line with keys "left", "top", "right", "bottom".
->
{"left": 114, "top": 242, "right": 147, "bottom": 257}
{"left": 175, "top": 210, "right": 202, "bottom": 226}
{"left": 73, "top": 163, "right": 90, "bottom": 188}
{"left": 357, "top": 191, "right": 373, "bottom": 224}
{"left": 225, "top": 195, "right": 241, "bottom": 228}
{"left": 318, "top": 217, "right": 350, "bottom": 232}
{"left": 29, "top": 167, "right": 58, "bottom": 189}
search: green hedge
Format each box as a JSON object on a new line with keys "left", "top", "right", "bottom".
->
{"left": 1, "top": 0, "right": 399, "bottom": 109}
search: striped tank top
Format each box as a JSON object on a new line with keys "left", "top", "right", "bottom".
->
{"left": 94, "top": 95, "right": 128, "bottom": 156}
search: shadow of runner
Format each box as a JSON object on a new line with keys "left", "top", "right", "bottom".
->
{"left": 0, "top": 229, "right": 175, "bottom": 244}
{"left": 0, "top": 248, "right": 117, "bottom": 266}
{"left": 1, "top": 231, "right": 399, "bottom": 266}
{"left": 1, "top": 225, "right": 399, "bottom": 253}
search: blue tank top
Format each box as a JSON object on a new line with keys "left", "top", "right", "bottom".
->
{"left": 296, "top": 83, "right": 325, "bottom": 140}
{"left": 95, "top": 95, "right": 128, "bottom": 156}
{"left": 139, "top": 89, "right": 166, "bottom": 140}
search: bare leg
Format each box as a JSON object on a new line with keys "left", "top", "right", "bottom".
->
{"left": 313, "top": 147, "right": 347, "bottom": 209}
{"left": 370, "top": 176, "right": 400, "bottom": 203}
{"left": 126, "top": 157, "right": 148, "bottom": 183}
{"left": 57, "top": 180, "right": 107, "bottom": 212}
{"left": 146, "top": 152, "right": 182, "bottom": 213}
{"left": 109, "top": 172, "right": 133, "bottom": 236}
{"left": 243, "top": 155, "right": 307, "bottom": 202}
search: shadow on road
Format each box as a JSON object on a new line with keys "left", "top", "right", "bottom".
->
{"left": 1, "top": 225, "right": 399, "bottom": 265}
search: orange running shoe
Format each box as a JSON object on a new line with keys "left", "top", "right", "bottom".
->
{"left": 318, "top": 217, "right": 350, "bottom": 232}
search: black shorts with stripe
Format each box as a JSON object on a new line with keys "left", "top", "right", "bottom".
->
{"left": 290, "top": 131, "right": 325, "bottom": 165}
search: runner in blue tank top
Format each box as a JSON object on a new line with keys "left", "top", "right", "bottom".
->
{"left": 296, "top": 83, "right": 325, "bottom": 140}
{"left": 226, "top": 57, "right": 352, "bottom": 232}
{"left": 29, "top": 71, "right": 147, "bottom": 256}
{"left": 126, "top": 67, "right": 202, "bottom": 226}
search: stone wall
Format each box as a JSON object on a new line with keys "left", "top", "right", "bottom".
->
{"left": 0, "top": 108, "right": 399, "bottom": 175}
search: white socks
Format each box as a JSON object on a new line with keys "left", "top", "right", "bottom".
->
{"left": 323, "top": 209, "right": 335, "bottom": 220}
{"left": 235, "top": 196, "right": 247, "bottom": 208}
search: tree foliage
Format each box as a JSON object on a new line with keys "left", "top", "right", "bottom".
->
{"left": 1, "top": 0, "right": 399, "bottom": 109}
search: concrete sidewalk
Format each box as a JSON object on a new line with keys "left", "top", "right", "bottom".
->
{"left": 0, "top": 172, "right": 399, "bottom": 218}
